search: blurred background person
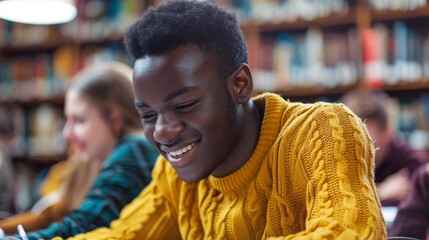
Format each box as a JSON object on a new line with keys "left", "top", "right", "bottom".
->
{"left": 0, "top": 106, "right": 15, "bottom": 219}
{"left": 0, "top": 62, "right": 158, "bottom": 239}
{"left": 341, "top": 90, "right": 428, "bottom": 206}
{"left": 388, "top": 162, "right": 429, "bottom": 239}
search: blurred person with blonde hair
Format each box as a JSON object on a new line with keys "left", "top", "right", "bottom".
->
{"left": 0, "top": 62, "right": 158, "bottom": 240}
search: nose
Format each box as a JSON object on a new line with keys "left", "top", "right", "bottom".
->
{"left": 62, "top": 121, "right": 73, "bottom": 140}
{"left": 153, "top": 115, "right": 184, "bottom": 146}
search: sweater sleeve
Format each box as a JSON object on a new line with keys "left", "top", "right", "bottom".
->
{"left": 0, "top": 200, "right": 67, "bottom": 234}
{"left": 64, "top": 157, "right": 182, "bottom": 240}
{"left": 0, "top": 160, "right": 71, "bottom": 234}
{"left": 388, "top": 163, "right": 429, "bottom": 239}
{"left": 269, "top": 103, "right": 386, "bottom": 239}
{"left": 22, "top": 138, "right": 157, "bottom": 240}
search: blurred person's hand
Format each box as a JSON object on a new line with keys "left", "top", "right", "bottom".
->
{"left": 378, "top": 168, "right": 411, "bottom": 201}
{"left": 0, "top": 227, "right": 4, "bottom": 239}
{"left": 0, "top": 227, "right": 22, "bottom": 240}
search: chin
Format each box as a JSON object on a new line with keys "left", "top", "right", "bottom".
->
{"left": 80, "top": 151, "right": 96, "bottom": 162}
{"left": 180, "top": 176, "right": 202, "bottom": 183}
{"left": 81, "top": 154, "right": 90, "bottom": 162}
{"left": 177, "top": 170, "right": 208, "bottom": 183}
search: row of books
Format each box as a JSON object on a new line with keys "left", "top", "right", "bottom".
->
{"left": 252, "top": 20, "right": 429, "bottom": 91}
{"left": 361, "top": 21, "right": 429, "bottom": 88}
{"left": 368, "top": 0, "right": 427, "bottom": 11}
{"left": 0, "top": 21, "right": 55, "bottom": 48}
{"left": 226, "top": 0, "right": 428, "bottom": 24}
{"left": 0, "top": 43, "right": 131, "bottom": 101}
{"left": 59, "top": 0, "right": 145, "bottom": 42}
{"left": 0, "top": 0, "right": 145, "bottom": 47}
{"left": 5, "top": 104, "right": 66, "bottom": 158}
{"left": 225, "top": 0, "right": 350, "bottom": 23}
{"left": 252, "top": 28, "right": 360, "bottom": 91}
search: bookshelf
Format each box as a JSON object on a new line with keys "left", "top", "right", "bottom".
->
{"left": 0, "top": 0, "right": 150, "bottom": 165}
{"left": 227, "top": 0, "right": 429, "bottom": 97}
{"left": 370, "top": 3, "right": 429, "bottom": 22}
{"left": 2, "top": 0, "right": 429, "bottom": 209}
{"left": 227, "top": 0, "right": 429, "bottom": 150}
{"left": 235, "top": 1, "right": 360, "bottom": 99}
{"left": 3, "top": 0, "right": 429, "bottom": 163}
{"left": 0, "top": 0, "right": 151, "bottom": 212}
{"left": 252, "top": 10, "right": 356, "bottom": 32}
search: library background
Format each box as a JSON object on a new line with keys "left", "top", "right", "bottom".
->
{"left": 0, "top": 0, "right": 428, "bottom": 224}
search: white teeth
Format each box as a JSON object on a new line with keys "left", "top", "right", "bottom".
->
{"left": 169, "top": 143, "right": 196, "bottom": 157}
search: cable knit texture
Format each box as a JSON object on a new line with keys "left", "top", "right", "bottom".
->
{"left": 64, "top": 93, "right": 386, "bottom": 240}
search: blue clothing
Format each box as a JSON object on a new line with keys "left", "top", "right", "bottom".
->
{"left": 21, "top": 135, "right": 158, "bottom": 240}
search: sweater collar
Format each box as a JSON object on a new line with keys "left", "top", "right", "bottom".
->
{"left": 208, "top": 93, "right": 286, "bottom": 193}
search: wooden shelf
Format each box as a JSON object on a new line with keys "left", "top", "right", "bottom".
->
{"left": 0, "top": 96, "right": 64, "bottom": 106}
{"left": 371, "top": 5, "right": 429, "bottom": 22}
{"left": 273, "top": 83, "right": 357, "bottom": 98}
{"left": 0, "top": 38, "right": 125, "bottom": 55}
{"left": 249, "top": 9, "right": 356, "bottom": 32}
{"left": 257, "top": 80, "right": 429, "bottom": 100}
{"left": 382, "top": 80, "right": 429, "bottom": 92}
{"left": 13, "top": 154, "right": 66, "bottom": 165}
{"left": 0, "top": 42, "right": 65, "bottom": 55}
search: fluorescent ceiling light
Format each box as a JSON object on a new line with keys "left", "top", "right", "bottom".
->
{"left": 0, "top": 0, "right": 77, "bottom": 25}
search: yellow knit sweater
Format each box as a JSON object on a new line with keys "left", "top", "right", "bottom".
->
{"left": 66, "top": 93, "right": 386, "bottom": 239}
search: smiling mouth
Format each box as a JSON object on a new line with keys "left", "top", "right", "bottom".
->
{"left": 168, "top": 142, "right": 196, "bottom": 158}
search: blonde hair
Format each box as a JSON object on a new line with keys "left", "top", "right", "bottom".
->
{"left": 64, "top": 62, "right": 141, "bottom": 209}
{"left": 68, "top": 62, "right": 141, "bottom": 137}
{"left": 63, "top": 153, "right": 103, "bottom": 210}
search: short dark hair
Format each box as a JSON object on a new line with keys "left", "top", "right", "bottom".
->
{"left": 123, "top": 0, "right": 248, "bottom": 80}
{"left": 341, "top": 90, "right": 389, "bottom": 130}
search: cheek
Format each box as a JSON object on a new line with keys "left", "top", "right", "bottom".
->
{"left": 143, "top": 126, "right": 157, "bottom": 147}
{"left": 92, "top": 120, "right": 115, "bottom": 141}
{"left": 74, "top": 124, "right": 93, "bottom": 140}
{"left": 84, "top": 122, "right": 115, "bottom": 159}
{"left": 75, "top": 119, "right": 109, "bottom": 145}
{"left": 202, "top": 107, "right": 229, "bottom": 135}
{"left": 369, "top": 129, "right": 384, "bottom": 149}
{"left": 199, "top": 97, "right": 228, "bottom": 126}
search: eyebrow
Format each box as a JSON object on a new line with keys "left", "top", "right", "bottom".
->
{"left": 135, "top": 86, "right": 197, "bottom": 109}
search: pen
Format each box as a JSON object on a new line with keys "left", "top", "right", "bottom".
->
{"left": 17, "top": 224, "right": 29, "bottom": 240}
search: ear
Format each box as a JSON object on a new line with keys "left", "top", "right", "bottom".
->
{"left": 228, "top": 64, "right": 253, "bottom": 104}
{"left": 110, "top": 109, "right": 123, "bottom": 137}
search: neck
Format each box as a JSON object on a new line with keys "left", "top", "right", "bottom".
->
{"left": 212, "top": 100, "right": 262, "bottom": 178}
{"left": 250, "top": 100, "right": 262, "bottom": 141}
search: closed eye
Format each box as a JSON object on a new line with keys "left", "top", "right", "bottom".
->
{"left": 174, "top": 99, "right": 199, "bottom": 112}
{"left": 139, "top": 111, "right": 157, "bottom": 122}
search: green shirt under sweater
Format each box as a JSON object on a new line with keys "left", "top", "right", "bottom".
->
{"left": 22, "top": 134, "right": 158, "bottom": 240}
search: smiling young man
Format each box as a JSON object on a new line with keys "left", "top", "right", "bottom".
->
{"left": 64, "top": 1, "right": 386, "bottom": 239}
